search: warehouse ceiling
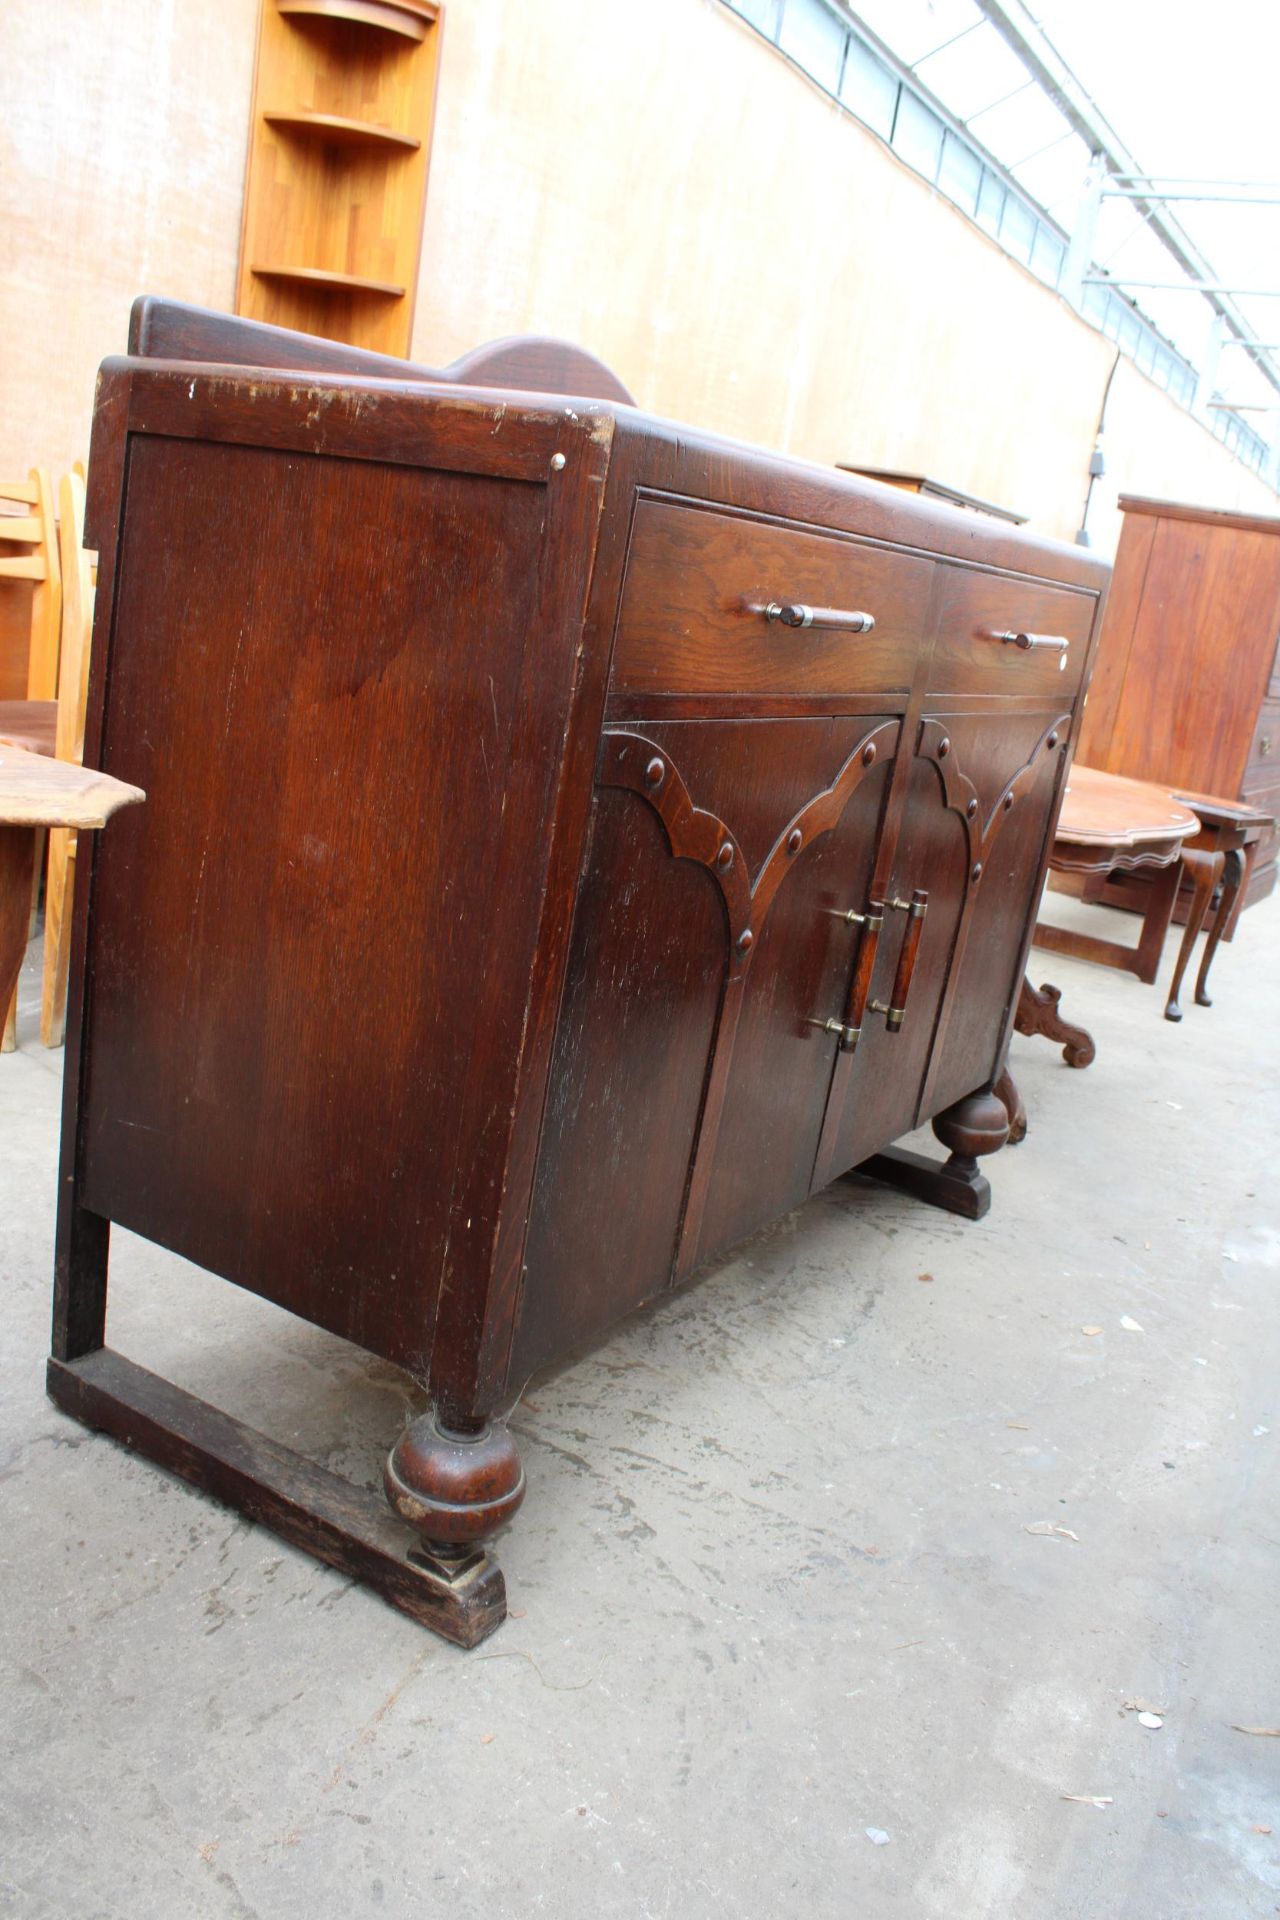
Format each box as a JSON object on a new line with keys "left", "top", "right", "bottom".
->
{"left": 851, "top": 0, "right": 1280, "bottom": 422}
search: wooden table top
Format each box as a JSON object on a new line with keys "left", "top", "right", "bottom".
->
{"left": 0, "top": 744, "right": 144, "bottom": 829}
{"left": 1170, "top": 785, "right": 1275, "bottom": 830}
{"left": 1055, "top": 764, "right": 1199, "bottom": 850}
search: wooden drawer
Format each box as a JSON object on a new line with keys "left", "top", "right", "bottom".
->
{"left": 1245, "top": 698, "right": 1280, "bottom": 788}
{"left": 611, "top": 498, "right": 932, "bottom": 698}
{"left": 929, "top": 563, "right": 1096, "bottom": 699}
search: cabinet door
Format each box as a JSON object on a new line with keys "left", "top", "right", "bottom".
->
{"left": 511, "top": 713, "right": 898, "bottom": 1380}
{"left": 816, "top": 703, "right": 1069, "bottom": 1181}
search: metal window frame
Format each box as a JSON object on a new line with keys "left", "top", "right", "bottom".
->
{"left": 719, "top": 0, "right": 1271, "bottom": 484}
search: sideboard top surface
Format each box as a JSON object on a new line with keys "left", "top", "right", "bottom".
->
{"left": 92, "top": 352, "right": 1110, "bottom": 603}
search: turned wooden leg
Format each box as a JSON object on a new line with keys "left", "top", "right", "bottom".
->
{"left": 1194, "top": 846, "right": 1245, "bottom": 1008}
{"left": 0, "top": 826, "right": 32, "bottom": 1009}
{"left": 1165, "top": 848, "right": 1223, "bottom": 1022}
{"left": 860, "top": 1086, "right": 1010, "bottom": 1221}
{"left": 1014, "top": 976, "right": 1096, "bottom": 1068}
{"left": 0, "top": 824, "right": 36, "bottom": 1048}
{"left": 994, "top": 1064, "right": 1027, "bottom": 1145}
{"left": 386, "top": 1411, "right": 525, "bottom": 1581}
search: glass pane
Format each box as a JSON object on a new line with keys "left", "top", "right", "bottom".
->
{"left": 893, "top": 90, "right": 945, "bottom": 182}
{"left": 999, "top": 194, "right": 1036, "bottom": 264}
{"left": 730, "top": 0, "right": 782, "bottom": 34}
{"left": 976, "top": 168, "right": 1005, "bottom": 235}
{"left": 1029, "top": 222, "right": 1063, "bottom": 287}
{"left": 938, "top": 133, "right": 983, "bottom": 216}
{"left": 840, "top": 36, "right": 898, "bottom": 139}
{"left": 778, "top": 0, "right": 847, "bottom": 93}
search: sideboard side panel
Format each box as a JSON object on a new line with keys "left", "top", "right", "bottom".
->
{"left": 75, "top": 427, "right": 584, "bottom": 1380}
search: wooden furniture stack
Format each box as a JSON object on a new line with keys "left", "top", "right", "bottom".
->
{"left": 1077, "top": 494, "right": 1280, "bottom": 917}
{"left": 48, "top": 298, "right": 1110, "bottom": 1648}
{"left": 236, "top": 0, "right": 443, "bottom": 355}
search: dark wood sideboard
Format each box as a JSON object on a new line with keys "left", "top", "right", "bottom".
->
{"left": 1077, "top": 493, "right": 1280, "bottom": 915}
{"left": 48, "top": 300, "right": 1110, "bottom": 1645}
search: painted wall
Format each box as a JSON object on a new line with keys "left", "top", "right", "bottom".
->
{"left": 2, "top": 0, "right": 1275, "bottom": 555}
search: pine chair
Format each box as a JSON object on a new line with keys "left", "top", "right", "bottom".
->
{"left": 0, "top": 468, "right": 61, "bottom": 711}
{"left": 0, "top": 469, "right": 62, "bottom": 1047}
{"left": 40, "top": 472, "right": 94, "bottom": 1046}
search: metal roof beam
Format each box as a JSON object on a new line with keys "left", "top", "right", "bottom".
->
{"left": 970, "top": 0, "right": 1280, "bottom": 401}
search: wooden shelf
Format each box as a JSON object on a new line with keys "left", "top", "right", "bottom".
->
{"left": 236, "top": 0, "right": 442, "bottom": 354}
{"left": 276, "top": 0, "right": 438, "bottom": 42}
{"left": 251, "top": 265, "right": 406, "bottom": 297}
{"left": 263, "top": 109, "right": 422, "bottom": 152}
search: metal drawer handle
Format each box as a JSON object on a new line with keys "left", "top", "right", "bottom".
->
{"left": 764, "top": 602, "right": 876, "bottom": 633}
{"left": 1260, "top": 734, "right": 1273, "bottom": 757}
{"left": 991, "top": 629, "right": 1070, "bottom": 653}
{"left": 869, "top": 888, "right": 928, "bottom": 1032}
{"left": 809, "top": 893, "right": 885, "bottom": 1054}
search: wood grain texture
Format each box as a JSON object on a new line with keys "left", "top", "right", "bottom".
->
{"left": 1054, "top": 765, "right": 1198, "bottom": 847}
{"left": 0, "top": 743, "right": 142, "bottom": 828}
{"left": 53, "top": 331, "right": 1111, "bottom": 1642}
{"left": 612, "top": 497, "right": 929, "bottom": 698}
{"left": 1074, "top": 495, "right": 1280, "bottom": 914}
{"left": 236, "top": 0, "right": 443, "bottom": 355}
{"left": 74, "top": 405, "right": 606, "bottom": 1388}
{"left": 129, "top": 296, "right": 637, "bottom": 404}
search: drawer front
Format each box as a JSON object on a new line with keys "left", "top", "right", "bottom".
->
{"left": 612, "top": 498, "right": 933, "bottom": 698}
{"left": 1245, "top": 698, "right": 1280, "bottom": 788}
{"left": 929, "top": 564, "right": 1096, "bottom": 698}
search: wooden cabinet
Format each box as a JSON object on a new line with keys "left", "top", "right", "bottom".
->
{"left": 50, "top": 303, "right": 1110, "bottom": 1647}
{"left": 1078, "top": 493, "right": 1280, "bottom": 911}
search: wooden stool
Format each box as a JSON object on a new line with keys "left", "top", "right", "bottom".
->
{"left": 0, "top": 746, "right": 143, "bottom": 1038}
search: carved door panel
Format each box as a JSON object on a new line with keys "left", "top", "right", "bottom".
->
{"left": 815, "top": 704, "right": 1068, "bottom": 1181}
{"left": 512, "top": 714, "right": 898, "bottom": 1379}
{"left": 680, "top": 716, "right": 898, "bottom": 1273}
{"left": 916, "top": 707, "right": 1070, "bottom": 1118}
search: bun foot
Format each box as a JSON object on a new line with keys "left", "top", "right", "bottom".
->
{"left": 385, "top": 1413, "right": 525, "bottom": 1555}
{"left": 993, "top": 1066, "right": 1027, "bottom": 1145}
{"left": 855, "top": 1086, "right": 1010, "bottom": 1221}
{"left": 932, "top": 1086, "right": 1011, "bottom": 1161}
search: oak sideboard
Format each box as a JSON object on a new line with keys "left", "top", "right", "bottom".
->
{"left": 49, "top": 300, "right": 1110, "bottom": 1645}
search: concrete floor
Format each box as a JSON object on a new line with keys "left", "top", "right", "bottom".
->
{"left": 2, "top": 892, "right": 1279, "bottom": 1920}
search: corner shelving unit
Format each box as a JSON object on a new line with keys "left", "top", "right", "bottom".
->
{"left": 236, "top": 0, "right": 443, "bottom": 357}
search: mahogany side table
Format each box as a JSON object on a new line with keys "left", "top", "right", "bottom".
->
{"left": 1162, "top": 789, "right": 1275, "bottom": 1021}
{"left": 997, "top": 768, "right": 1198, "bottom": 1142}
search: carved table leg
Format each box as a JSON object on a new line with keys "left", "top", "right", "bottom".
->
{"left": 859, "top": 1086, "right": 1010, "bottom": 1221}
{"left": 994, "top": 1065, "right": 1027, "bottom": 1145}
{"left": 1165, "top": 847, "right": 1223, "bottom": 1022}
{"left": 1014, "top": 976, "right": 1096, "bottom": 1068}
{"left": 1194, "top": 846, "right": 1245, "bottom": 1008}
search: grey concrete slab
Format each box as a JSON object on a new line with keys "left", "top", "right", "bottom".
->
{"left": 2, "top": 894, "right": 1279, "bottom": 1920}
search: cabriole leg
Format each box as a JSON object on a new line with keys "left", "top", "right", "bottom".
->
{"left": 1165, "top": 848, "right": 1223, "bottom": 1022}
{"left": 1194, "top": 846, "right": 1245, "bottom": 1008}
